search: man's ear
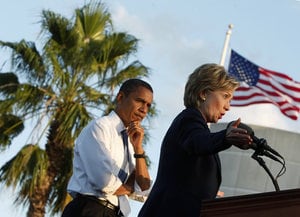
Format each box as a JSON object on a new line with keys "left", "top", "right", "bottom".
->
{"left": 116, "top": 91, "right": 124, "bottom": 102}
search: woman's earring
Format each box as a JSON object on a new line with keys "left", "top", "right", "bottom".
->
{"left": 202, "top": 97, "right": 206, "bottom": 101}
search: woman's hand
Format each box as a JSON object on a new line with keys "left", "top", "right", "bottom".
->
{"left": 226, "top": 118, "right": 253, "bottom": 150}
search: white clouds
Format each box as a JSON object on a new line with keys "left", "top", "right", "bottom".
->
{"left": 109, "top": 1, "right": 213, "bottom": 72}
{"left": 110, "top": 3, "right": 153, "bottom": 43}
{"left": 107, "top": 1, "right": 300, "bottom": 138}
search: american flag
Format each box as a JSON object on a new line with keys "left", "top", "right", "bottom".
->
{"left": 228, "top": 49, "right": 300, "bottom": 120}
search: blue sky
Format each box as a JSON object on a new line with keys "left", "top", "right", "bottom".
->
{"left": 1, "top": 0, "right": 300, "bottom": 216}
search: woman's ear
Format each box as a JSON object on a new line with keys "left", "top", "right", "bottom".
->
{"left": 199, "top": 91, "right": 206, "bottom": 101}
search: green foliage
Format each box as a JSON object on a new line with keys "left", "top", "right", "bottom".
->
{"left": 0, "top": 114, "right": 24, "bottom": 148}
{"left": 0, "top": 72, "right": 19, "bottom": 94}
{"left": 0, "top": 144, "right": 48, "bottom": 203}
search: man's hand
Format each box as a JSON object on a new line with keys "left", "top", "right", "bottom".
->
{"left": 127, "top": 121, "right": 144, "bottom": 153}
{"left": 127, "top": 122, "right": 151, "bottom": 191}
{"left": 114, "top": 172, "right": 135, "bottom": 196}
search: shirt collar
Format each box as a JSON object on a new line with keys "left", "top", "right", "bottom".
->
{"left": 109, "top": 111, "right": 127, "bottom": 134}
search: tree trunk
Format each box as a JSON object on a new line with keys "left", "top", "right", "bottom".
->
{"left": 27, "top": 120, "right": 66, "bottom": 217}
{"left": 27, "top": 183, "right": 49, "bottom": 217}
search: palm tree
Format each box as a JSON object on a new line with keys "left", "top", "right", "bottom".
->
{"left": 0, "top": 1, "right": 156, "bottom": 217}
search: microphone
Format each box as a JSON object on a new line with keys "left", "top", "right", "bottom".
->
{"left": 227, "top": 122, "right": 283, "bottom": 159}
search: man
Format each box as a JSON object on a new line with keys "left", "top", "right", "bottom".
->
{"left": 62, "top": 78, "right": 153, "bottom": 217}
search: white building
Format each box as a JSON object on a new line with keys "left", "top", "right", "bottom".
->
{"left": 210, "top": 122, "right": 300, "bottom": 197}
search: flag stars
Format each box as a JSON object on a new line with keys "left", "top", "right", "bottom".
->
{"left": 229, "top": 50, "right": 259, "bottom": 86}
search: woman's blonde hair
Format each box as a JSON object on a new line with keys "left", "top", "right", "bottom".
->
{"left": 184, "top": 63, "right": 239, "bottom": 109}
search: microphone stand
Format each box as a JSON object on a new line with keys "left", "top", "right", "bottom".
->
{"left": 251, "top": 151, "right": 280, "bottom": 192}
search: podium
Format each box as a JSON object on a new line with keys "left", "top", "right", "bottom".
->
{"left": 201, "top": 188, "right": 300, "bottom": 217}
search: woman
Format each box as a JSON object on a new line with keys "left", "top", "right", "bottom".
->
{"left": 138, "top": 64, "right": 252, "bottom": 217}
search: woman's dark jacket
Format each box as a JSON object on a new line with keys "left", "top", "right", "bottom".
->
{"left": 138, "top": 108, "right": 232, "bottom": 217}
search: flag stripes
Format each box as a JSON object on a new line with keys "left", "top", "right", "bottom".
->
{"left": 228, "top": 50, "right": 300, "bottom": 120}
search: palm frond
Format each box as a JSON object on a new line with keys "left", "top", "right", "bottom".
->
{"left": 106, "top": 33, "right": 139, "bottom": 63}
{"left": 0, "top": 114, "right": 24, "bottom": 148}
{"left": 0, "top": 144, "right": 48, "bottom": 191}
{"left": 53, "top": 102, "right": 92, "bottom": 144}
{"left": 104, "top": 60, "right": 150, "bottom": 91}
{"left": 14, "top": 83, "right": 45, "bottom": 112}
{"left": 40, "top": 10, "right": 77, "bottom": 49}
{"left": 0, "top": 40, "right": 46, "bottom": 83}
{"left": 75, "top": 1, "right": 112, "bottom": 42}
{"left": 0, "top": 72, "right": 19, "bottom": 95}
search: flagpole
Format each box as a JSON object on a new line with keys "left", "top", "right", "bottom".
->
{"left": 220, "top": 24, "right": 234, "bottom": 66}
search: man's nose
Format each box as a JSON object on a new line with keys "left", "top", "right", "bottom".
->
{"left": 140, "top": 104, "right": 148, "bottom": 113}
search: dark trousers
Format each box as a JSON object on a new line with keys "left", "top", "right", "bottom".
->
{"left": 62, "top": 195, "right": 121, "bottom": 217}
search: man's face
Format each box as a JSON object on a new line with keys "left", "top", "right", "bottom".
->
{"left": 116, "top": 86, "right": 153, "bottom": 126}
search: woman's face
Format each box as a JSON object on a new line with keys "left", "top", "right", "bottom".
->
{"left": 199, "top": 89, "right": 234, "bottom": 123}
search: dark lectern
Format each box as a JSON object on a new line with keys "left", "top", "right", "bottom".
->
{"left": 201, "top": 188, "right": 300, "bottom": 217}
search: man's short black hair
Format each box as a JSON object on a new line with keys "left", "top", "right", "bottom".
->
{"left": 119, "top": 78, "right": 153, "bottom": 96}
